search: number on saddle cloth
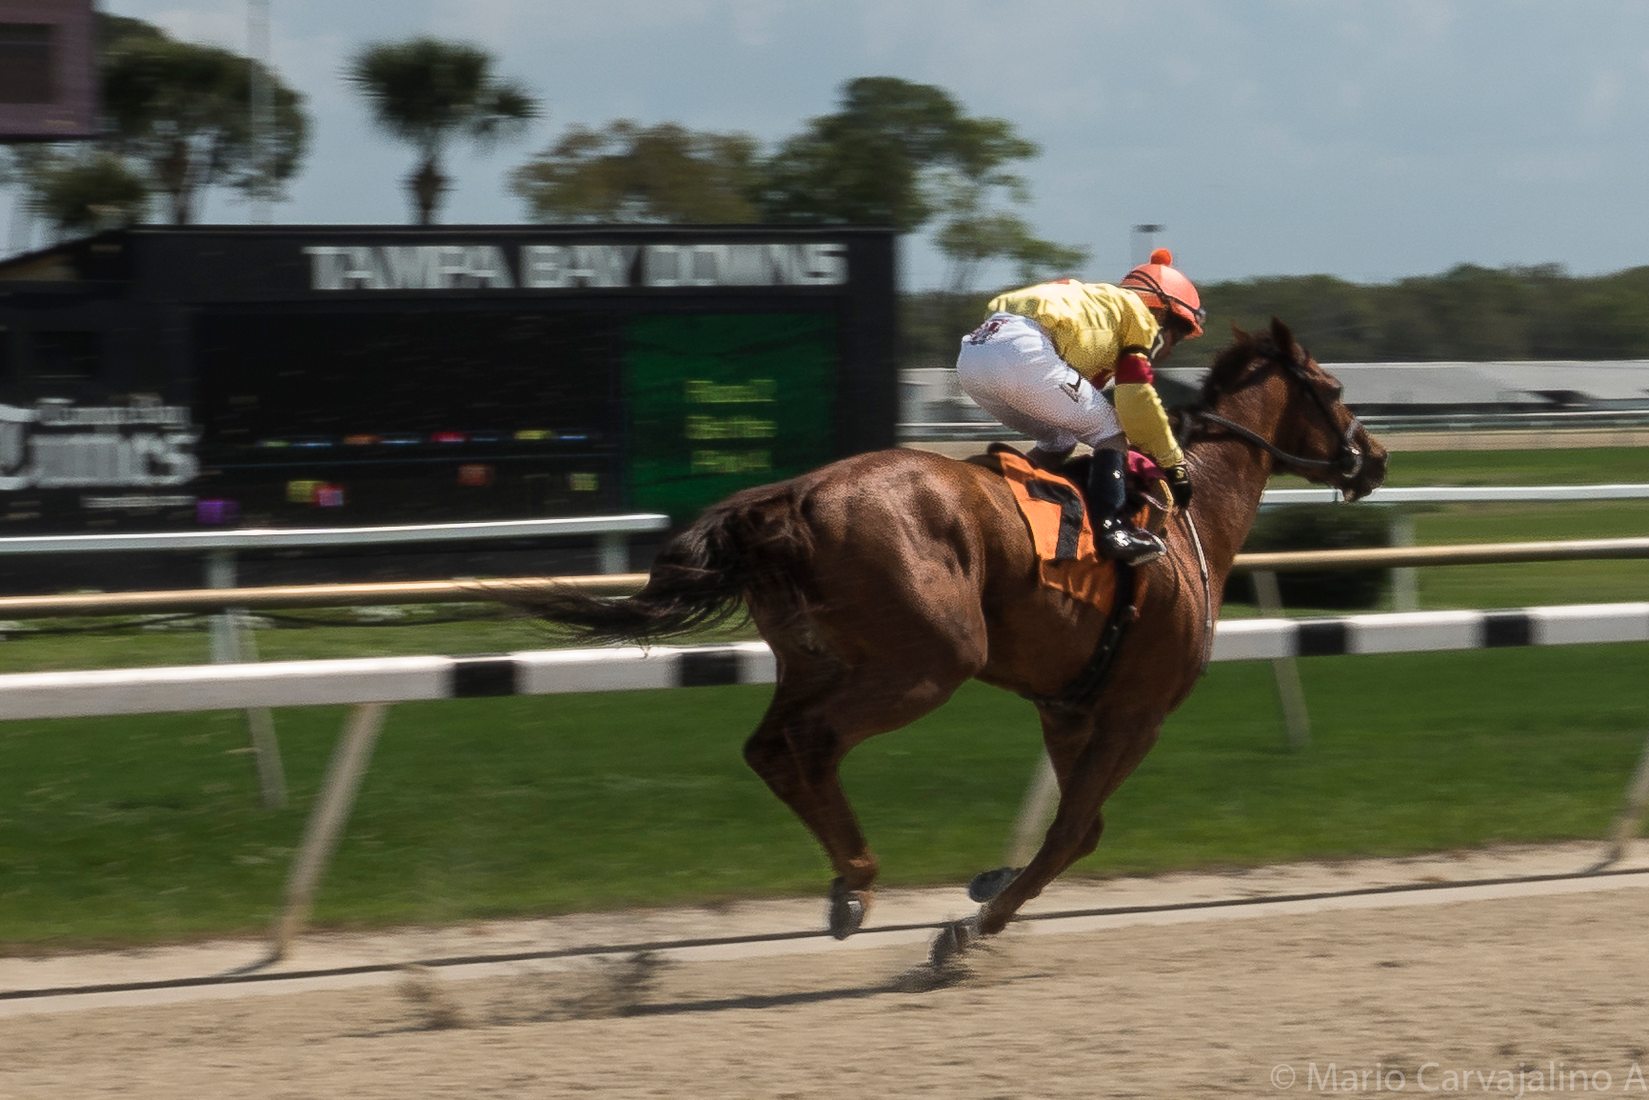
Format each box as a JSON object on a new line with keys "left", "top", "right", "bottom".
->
{"left": 1023, "top": 479, "right": 1085, "bottom": 561}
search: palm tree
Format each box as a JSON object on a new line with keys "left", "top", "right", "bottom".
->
{"left": 346, "top": 37, "right": 542, "bottom": 225}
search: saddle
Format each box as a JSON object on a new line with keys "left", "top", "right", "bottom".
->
{"left": 968, "top": 443, "right": 1170, "bottom": 713}
{"left": 968, "top": 443, "right": 1172, "bottom": 605}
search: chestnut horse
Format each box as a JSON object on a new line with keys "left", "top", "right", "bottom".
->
{"left": 512, "top": 318, "right": 1388, "bottom": 958}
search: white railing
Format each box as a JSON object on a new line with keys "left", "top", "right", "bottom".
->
{"left": 0, "top": 514, "right": 671, "bottom": 809}
{"left": 1260, "top": 484, "right": 1649, "bottom": 506}
{"left": 898, "top": 411, "right": 1649, "bottom": 439}
{"left": 0, "top": 514, "right": 671, "bottom": 574}
{"left": 4, "top": 607, "right": 1645, "bottom": 720}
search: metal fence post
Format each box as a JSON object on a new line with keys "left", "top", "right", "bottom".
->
{"left": 1007, "top": 751, "right": 1060, "bottom": 868}
{"left": 206, "top": 548, "right": 287, "bottom": 809}
{"left": 270, "top": 702, "right": 389, "bottom": 959}
{"left": 1253, "top": 569, "right": 1312, "bottom": 750}
{"left": 1603, "top": 729, "right": 1649, "bottom": 865}
{"left": 597, "top": 532, "right": 627, "bottom": 574}
{"left": 1390, "top": 511, "right": 1420, "bottom": 612}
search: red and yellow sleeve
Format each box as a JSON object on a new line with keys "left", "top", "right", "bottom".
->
{"left": 1113, "top": 353, "right": 1186, "bottom": 468}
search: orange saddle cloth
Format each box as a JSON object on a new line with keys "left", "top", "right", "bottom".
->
{"left": 979, "top": 450, "right": 1117, "bottom": 611}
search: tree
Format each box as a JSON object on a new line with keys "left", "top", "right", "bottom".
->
{"left": 10, "top": 146, "right": 149, "bottom": 236}
{"left": 758, "top": 76, "right": 1082, "bottom": 315}
{"left": 928, "top": 117, "right": 1086, "bottom": 293}
{"left": 347, "top": 37, "right": 542, "bottom": 225}
{"left": 2, "top": 14, "right": 306, "bottom": 234}
{"left": 1160, "top": 265, "right": 1649, "bottom": 373}
{"left": 512, "top": 120, "right": 762, "bottom": 224}
{"left": 101, "top": 33, "right": 308, "bottom": 224}
{"left": 95, "top": 11, "right": 166, "bottom": 51}
{"left": 757, "top": 77, "right": 969, "bottom": 231}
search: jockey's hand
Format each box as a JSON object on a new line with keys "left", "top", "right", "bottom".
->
{"left": 1166, "top": 464, "right": 1193, "bottom": 509}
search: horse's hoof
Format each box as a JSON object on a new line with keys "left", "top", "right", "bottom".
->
{"left": 967, "top": 865, "right": 1022, "bottom": 903}
{"left": 827, "top": 878, "right": 871, "bottom": 940}
{"left": 929, "top": 915, "right": 981, "bottom": 967}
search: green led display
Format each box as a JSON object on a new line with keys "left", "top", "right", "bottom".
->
{"left": 624, "top": 312, "right": 836, "bottom": 519}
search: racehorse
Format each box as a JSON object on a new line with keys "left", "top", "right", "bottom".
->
{"left": 510, "top": 317, "right": 1388, "bottom": 958}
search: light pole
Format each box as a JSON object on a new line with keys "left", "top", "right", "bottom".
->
{"left": 1131, "top": 223, "right": 1164, "bottom": 265}
{"left": 248, "top": 0, "right": 272, "bottom": 224}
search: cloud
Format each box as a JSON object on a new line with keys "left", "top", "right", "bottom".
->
{"left": 428, "top": 0, "right": 720, "bottom": 47}
{"left": 47, "top": 0, "right": 1649, "bottom": 282}
{"left": 125, "top": 4, "right": 243, "bottom": 48}
{"left": 1581, "top": 68, "right": 1624, "bottom": 133}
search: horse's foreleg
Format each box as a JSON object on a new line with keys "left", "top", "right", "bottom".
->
{"left": 967, "top": 706, "right": 1094, "bottom": 901}
{"left": 976, "top": 718, "right": 1161, "bottom": 936}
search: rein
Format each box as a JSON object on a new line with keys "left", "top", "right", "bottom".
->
{"left": 1179, "top": 355, "right": 1366, "bottom": 486}
{"left": 1180, "top": 508, "right": 1214, "bottom": 675}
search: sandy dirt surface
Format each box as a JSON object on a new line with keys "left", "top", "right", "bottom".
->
{"left": 4, "top": 843, "right": 1648, "bottom": 1099}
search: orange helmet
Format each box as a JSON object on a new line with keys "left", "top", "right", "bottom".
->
{"left": 1119, "top": 248, "right": 1205, "bottom": 338}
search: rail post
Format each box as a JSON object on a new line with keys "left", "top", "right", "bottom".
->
{"left": 1604, "top": 731, "right": 1649, "bottom": 865}
{"left": 597, "top": 531, "right": 628, "bottom": 574}
{"left": 206, "top": 548, "right": 286, "bottom": 810}
{"left": 269, "top": 702, "right": 390, "bottom": 959}
{"left": 1007, "top": 752, "right": 1060, "bottom": 867}
{"left": 1390, "top": 512, "right": 1420, "bottom": 612}
{"left": 1252, "top": 569, "right": 1312, "bottom": 750}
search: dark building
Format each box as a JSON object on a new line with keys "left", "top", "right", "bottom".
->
{"left": 0, "top": 225, "right": 898, "bottom": 535}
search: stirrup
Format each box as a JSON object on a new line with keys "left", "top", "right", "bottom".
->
{"left": 1094, "top": 519, "right": 1166, "bottom": 565}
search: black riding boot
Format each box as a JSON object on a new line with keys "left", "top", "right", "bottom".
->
{"left": 1086, "top": 448, "right": 1166, "bottom": 565}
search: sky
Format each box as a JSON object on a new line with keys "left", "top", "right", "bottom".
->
{"left": 8, "top": 0, "right": 1649, "bottom": 289}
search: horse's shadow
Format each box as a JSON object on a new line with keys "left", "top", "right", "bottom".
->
{"left": 627, "top": 957, "right": 975, "bottom": 1018}
{"left": 346, "top": 955, "right": 983, "bottom": 1038}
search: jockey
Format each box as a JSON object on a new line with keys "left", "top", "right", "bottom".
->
{"left": 954, "top": 247, "right": 1205, "bottom": 565}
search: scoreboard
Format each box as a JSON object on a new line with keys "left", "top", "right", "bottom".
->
{"left": 0, "top": 226, "right": 897, "bottom": 532}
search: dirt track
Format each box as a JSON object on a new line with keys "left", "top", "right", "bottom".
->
{"left": 5, "top": 847, "right": 1648, "bottom": 1099}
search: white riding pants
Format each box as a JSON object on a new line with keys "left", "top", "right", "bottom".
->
{"left": 954, "top": 312, "right": 1126, "bottom": 454}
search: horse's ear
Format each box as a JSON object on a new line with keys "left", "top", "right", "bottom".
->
{"left": 1230, "top": 322, "right": 1252, "bottom": 345}
{"left": 1269, "top": 317, "right": 1296, "bottom": 352}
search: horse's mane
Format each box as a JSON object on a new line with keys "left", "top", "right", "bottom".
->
{"left": 1172, "top": 323, "right": 1297, "bottom": 436}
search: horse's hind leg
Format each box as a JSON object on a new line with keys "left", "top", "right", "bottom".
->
{"left": 743, "top": 657, "right": 969, "bottom": 939}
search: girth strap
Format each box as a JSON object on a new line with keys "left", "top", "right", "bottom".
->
{"left": 1020, "top": 563, "right": 1137, "bottom": 714}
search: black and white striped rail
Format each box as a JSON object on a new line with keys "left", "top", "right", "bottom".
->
{"left": 1210, "top": 602, "right": 1649, "bottom": 661}
{"left": 2, "top": 605, "right": 1645, "bottom": 721}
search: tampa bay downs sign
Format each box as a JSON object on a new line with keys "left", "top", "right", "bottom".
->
{"left": 300, "top": 240, "right": 850, "bottom": 292}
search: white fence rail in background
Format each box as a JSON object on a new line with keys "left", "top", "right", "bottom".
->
{"left": 0, "top": 513, "right": 672, "bottom": 574}
{"left": 899, "top": 411, "right": 1649, "bottom": 438}
{"left": 898, "top": 361, "right": 1649, "bottom": 438}
{"left": 3, "top": 604, "right": 1647, "bottom": 959}
{"left": 1246, "top": 484, "right": 1649, "bottom": 747}
{"left": 0, "top": 514, "right": 671, "bottom": 810}
{"left": 1260, "top": 484, "right": 1649, "bottom": 506}
{"left": 1262, "top": 484, "right": 1649, "bottom": 611}
{"left": 1, "top": 536, "right": 1646, "bottom": 619}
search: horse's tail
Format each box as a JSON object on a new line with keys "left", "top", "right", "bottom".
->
{"left": 507, "top": 483, "right": 813, "bottom": 645}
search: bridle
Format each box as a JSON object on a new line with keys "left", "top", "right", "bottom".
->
{"left": 1179, "top": 352, "right": 1366, "bottom": 487}
{"left": 1171, "top": 347, "right": 1367, "bottom": 675}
